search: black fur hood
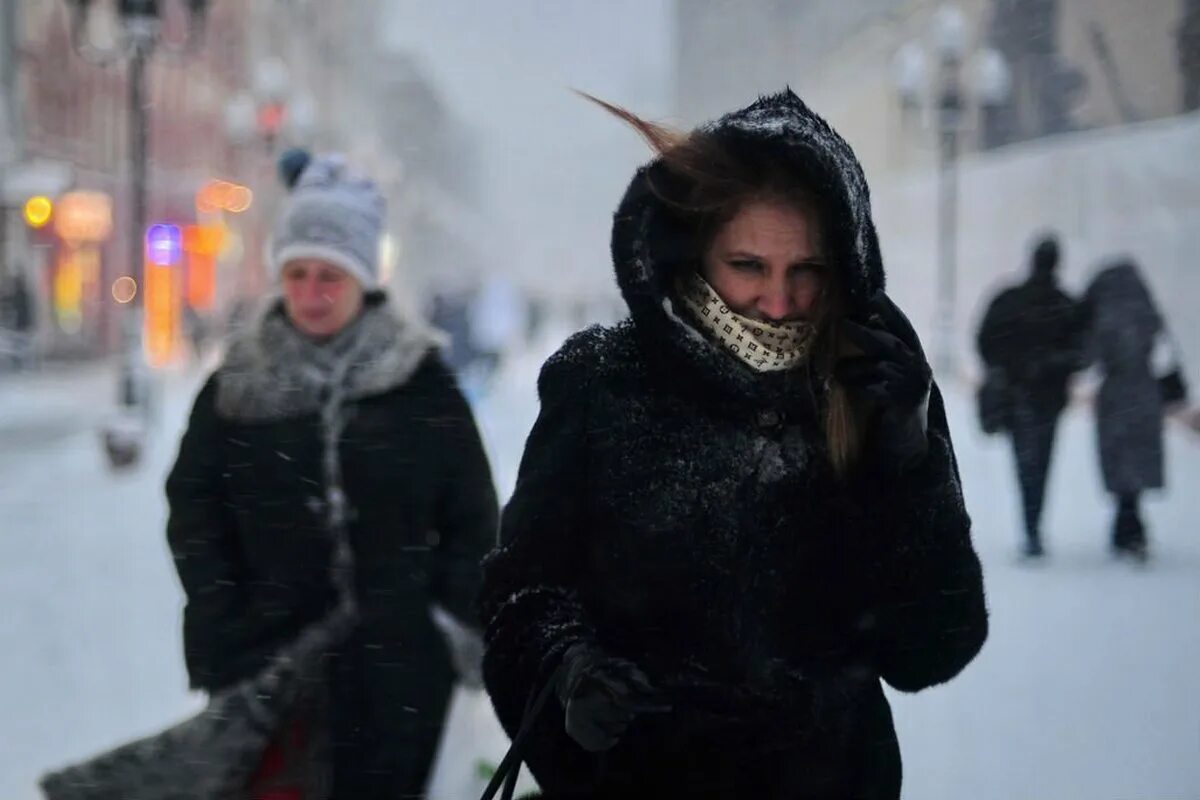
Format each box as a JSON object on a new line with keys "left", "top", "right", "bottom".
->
{"left": 610, "top": 88, "right": 887, "bottom": 408}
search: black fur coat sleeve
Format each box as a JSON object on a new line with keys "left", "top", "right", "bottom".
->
{"left": 427, "top": 370, "right": 500, "bottom": 628}
{"left": 853, "top": 383, "right": 988, "bottom": 692}
{"left": 165, "top": 377, "right": 262, "bottom": 691}
{"left": 478, "top": 341, "right": 599, "bottom": 741}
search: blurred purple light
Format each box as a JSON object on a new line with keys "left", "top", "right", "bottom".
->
{"left": 146, "top": 223, "right": 182, "bottom": 266}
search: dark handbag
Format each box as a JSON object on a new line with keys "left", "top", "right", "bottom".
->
{"left": 977, "top": 367, "right": 1011, "bottom": 435}
{"left": 39, "top": 591, "right": 355, "bottom": 800}
{"left": 479, "top": 665, "right": 562, "bottom": 800}
{"left": 40, "top": 489, "right": 360, "bottom": 799}
{"left": 1159, "top": 369, "right": 1188, "bottom": 406}
{"left": 1157, "top": 332, "right": 1189, "bottom": 407}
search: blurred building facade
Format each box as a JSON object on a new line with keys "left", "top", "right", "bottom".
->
{"left": 0, "top": 0, "right": 440, "bottom": 362}
{"left": 370, "top": 50, "right": 483, "bottom": 284}
{"left": 6, "top": 0, "right": 259, "bottom": 358}
{"left": 675, "top": 0, "right": 1200, "bottom": 177}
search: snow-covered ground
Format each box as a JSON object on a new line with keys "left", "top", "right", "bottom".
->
{"left": 1, "top": 348, "right": 1197, "bottom": 799}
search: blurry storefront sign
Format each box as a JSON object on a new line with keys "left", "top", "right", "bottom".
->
{"left": 53, "top": 247, "right": 101, "bottom": 335}
{"left": 54, "top": 252, "right": 83, "bottom": 333}
{"left": 183, "top": 224, "right": 225, "bottom": 311}
{"left": 183, "top": 223, "right": 225, "bottom": 257}
{"left": 144, "top": 222, "right": 183, "bottom": 365}
{"left": 55, "top": 191, "right": 114, "bottom": 243}
{"left": 144, "top": 261, "right": 179, "bottom": 366}
{"left": 51, "top": 192, "right": 110, "bottom": 335}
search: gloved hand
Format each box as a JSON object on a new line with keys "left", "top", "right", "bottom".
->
{"left": 555, "top": 642, "right": 672, "bottom": 753}
{"left": 836, "top": 292, "right": 932, "bottom": 472}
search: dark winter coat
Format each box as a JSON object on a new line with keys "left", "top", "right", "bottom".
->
{"left": 166, "top": 295, "right": 498, "bottom": 797}
{"left": 1085, "top": 263, "right": 1167, "bottom": 494}
{"left": 977, "top": 273, "right": 1086, "bottom": 414}
{"left": 478, "top": 90, "right": 988, "bottom": 800}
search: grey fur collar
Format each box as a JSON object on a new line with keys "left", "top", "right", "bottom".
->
{"left": 215, "top": 296, "right": 441, "bottom": 423}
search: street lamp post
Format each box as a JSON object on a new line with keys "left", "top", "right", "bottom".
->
{"left": 893, "top": 4, "right": 1010, "bottom": 379}
{"left": 224, "top": 59, "right": 317, "bottom": 155}
{"left": 933, "top": 5, "right": 967, "bottom": 381}
{"left": 65, "top": 0, "right": 209, "bottom": 468}
{"left": 222, "top": 64, "right": 316, "bottom": 299}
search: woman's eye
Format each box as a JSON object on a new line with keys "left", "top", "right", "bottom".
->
{"left": 730, "top": 259, "right": 761, "bottom": 272}
{"left": 791, "top": 263, "right": 823, "bottom": 279}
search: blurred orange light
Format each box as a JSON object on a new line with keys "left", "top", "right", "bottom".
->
{"left": 186, "top": 253, "right": 217, "bottom": 311}
{"left": 23, "top": 196, "right": 53, "bottom": 228}
{"left": 196, "top": 180, "right": 226, "bottom": 213}
{"left": 55, "top": 191, "right": 113, "bottom": 242}
{"left": 225, "top": 185, "right": 253, "bottom": 213}
{"left": 145, "top": 262, "right": 180, "bottom": 366}
{"left": 196, "top": 179, "right": 253, "bottom": 214}
{"left": 257, "top": 103, "right": 286, "bottom": 136}
{"left": 112, "top": 276, "right": 138, "bottom": 304}
{"left": 196, "top": 192, "right": 219, "bottom": 214}
{"left": 183, "top": 224, "right": 225, "bottom": 256}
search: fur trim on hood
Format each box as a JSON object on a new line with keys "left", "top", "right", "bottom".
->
{"left": 215, "top": 294, "right": 443, "bottom": 423}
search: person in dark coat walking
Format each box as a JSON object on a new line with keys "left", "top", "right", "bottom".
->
{"left": 166, "top": 154, "right": 498, "bottom": 798}
{"left": 478, "top": 90, "right": 988, "bottom": 800}
{"left": 1084, "top": 259, "right": 1179, "bottom": 560}
{"left": 976, "top": 235, "right": 1086, "bottom": 557}
{"left": 1, "top": 271, "right": 37, "bottom": 368}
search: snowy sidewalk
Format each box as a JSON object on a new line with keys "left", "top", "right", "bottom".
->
{"left": 891, "top": 389, "right": 1200, "bottom": 800}
{"left": 0, "top": 364, "right": 208, "bottom": 800}
{"left": 0, "top": 361, "right": 119, "bottom": 449}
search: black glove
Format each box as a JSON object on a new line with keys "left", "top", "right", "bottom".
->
{"left": 555, "top": 643, "right": 671, "bottom": 753}
{"left": 836, "top": 292, "right": 933, "bottom": 472}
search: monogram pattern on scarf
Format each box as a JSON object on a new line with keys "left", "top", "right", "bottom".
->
{"left": 677, "top": 271, "right": 815, "bottom": 372}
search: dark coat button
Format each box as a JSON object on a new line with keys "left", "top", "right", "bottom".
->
{"left": 757, "top": 409, "right": 781, "bottom": 429}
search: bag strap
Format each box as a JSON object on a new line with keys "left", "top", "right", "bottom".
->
{"left": 480, "top": 664, "right": 563, "bottom": 800}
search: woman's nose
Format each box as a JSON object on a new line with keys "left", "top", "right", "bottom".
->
{"left": 758, "top": 284, "right": 795, "bottom": 322}
{"left": 300, "top": 278, "right": 324, "bottom": 301}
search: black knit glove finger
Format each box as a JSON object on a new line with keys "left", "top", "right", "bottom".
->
{"left": 555, "top": 643, "right": 672, "bottom": 753}
{"left": 836, "top": 293, "right": 932, "bottom": 471}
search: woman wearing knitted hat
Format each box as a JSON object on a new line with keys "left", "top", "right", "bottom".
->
{"left": 165, "top": 154, "right": 498, "bottom": 797}
{"left": 478, "top": 91, "right": 988, "bottom": 799}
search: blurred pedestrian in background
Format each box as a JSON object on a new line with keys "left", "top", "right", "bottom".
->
{"left": 0, "top": 271, "right": 37, "bottom": 370}
{"left": 167, "top": 153, "right": 498, "bottom": 797}
{"left": 976, "top": 234, "right": 1087, "bottom": 558}
{"left": 1083, "top": 258, "right": 1188, "bottom": 562}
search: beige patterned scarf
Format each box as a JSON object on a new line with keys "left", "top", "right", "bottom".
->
{"left": 676, "top": 271, "right": 816, "bottom": 372}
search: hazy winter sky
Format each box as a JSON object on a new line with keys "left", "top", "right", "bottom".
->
{"left": 384, "top": 0, "right": 675, "bottom": 294}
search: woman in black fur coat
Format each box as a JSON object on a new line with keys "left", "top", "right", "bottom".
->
{"left": 167, "top": 155, "right": 497, "bottom": 797}
{"left": 478, "top": 91, "right": 988, "bottom": 800}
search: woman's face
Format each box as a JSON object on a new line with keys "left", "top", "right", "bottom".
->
{"left": 280, "top": 258, "right": 364, "bottom": 338}
{"left": 701, "top": 199, "right": 826, "bottom": 323}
